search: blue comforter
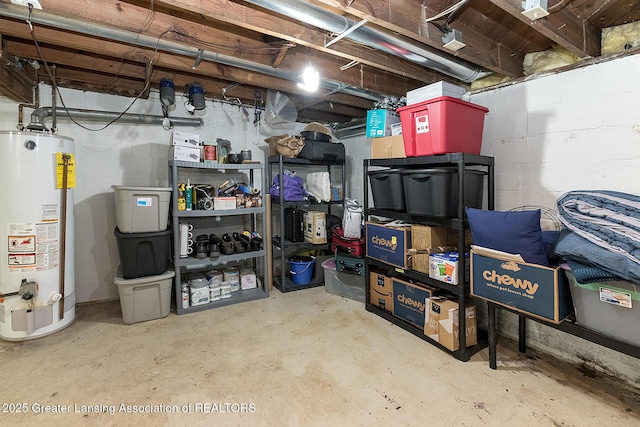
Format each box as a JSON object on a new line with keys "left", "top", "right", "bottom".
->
{"left": 555, "top": 190, "right": 640, "bottom": 283}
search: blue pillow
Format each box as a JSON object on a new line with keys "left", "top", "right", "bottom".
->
{"left": 465, "top": 208, "right": 549, "bottom": 266}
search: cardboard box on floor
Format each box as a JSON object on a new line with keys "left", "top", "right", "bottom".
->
{"left": 392, "top": 277, "right": 439, "bottom": 328}
{"left": 470, "top": 248, "right": 573, "bottom": 324}
{"left": 369, "top": 270, "right": 394, "bottom": 313}
{"left": 424, "top": 297, "right": 477, "bottom": 351}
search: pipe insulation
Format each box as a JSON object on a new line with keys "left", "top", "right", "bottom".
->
{"left": 243, "top": 0, "right": 490, "bottom": 82}
{"left": 29, "top": 107, "right": 203, "bottom": 128}
{"left": 0, "top": 3, "right": 385, "bottom": 102}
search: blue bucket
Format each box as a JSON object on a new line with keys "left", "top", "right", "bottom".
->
{"left": 289, "top": 255, "right": 316, "bottom": 285}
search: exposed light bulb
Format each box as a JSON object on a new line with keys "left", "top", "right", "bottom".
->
{"left": 297, "top": 66, "right": 319, "bottom": 92}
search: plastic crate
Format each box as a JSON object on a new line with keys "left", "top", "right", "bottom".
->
{"left": 397, "top": 96, "right": 488, "bottom": 157}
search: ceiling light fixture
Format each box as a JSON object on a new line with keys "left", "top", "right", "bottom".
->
{"left": 297, "top": 65, "right": 319, "bottom": 92}
{"left": 442, "top": 29, "right": 465, "bottom": 52}
{"left": 521, "top": 0, "right": 549, "bottom": 20}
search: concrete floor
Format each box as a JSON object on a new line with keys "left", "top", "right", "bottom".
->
{"left": 1, "top": 287, "right": 639, "bottom": 426}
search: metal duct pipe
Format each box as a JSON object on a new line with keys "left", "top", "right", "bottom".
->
{"left": 244, "top": 0, "right": 490, "bottom": 83}
{"left": 28, "top": 107, "right": 203, "bottom": 130}
{"left": 0, "top": 3, "right": 384, "bottom": 102}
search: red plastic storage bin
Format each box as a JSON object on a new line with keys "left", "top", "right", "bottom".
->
{"left": 397, "top": 96, "right": 489, "bottom": 157}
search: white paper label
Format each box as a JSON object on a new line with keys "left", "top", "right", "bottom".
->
{"left": 599, "top": 287, "right": 632, "bottom": 308}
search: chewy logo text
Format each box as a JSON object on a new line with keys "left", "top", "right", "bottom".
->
{"left": 371, "top": 235, "right": 397, "bottom": 251}
{"left": 397, "top": 294, "right": 424, "bottom": 312}
{"left": 482, "top": 269, "right": 539, "bottom": 295}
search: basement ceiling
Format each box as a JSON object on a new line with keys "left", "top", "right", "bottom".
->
{"left": 1, "top": 0, "right": 639, "bottom": 125}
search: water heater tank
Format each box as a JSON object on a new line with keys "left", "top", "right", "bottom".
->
{"left": 0, "top": 131, "right": 75, "bottom": 340}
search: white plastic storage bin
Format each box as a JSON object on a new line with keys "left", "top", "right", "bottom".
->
{"left": 322, "top": 258, "right": 365, "bottom": 303}
{"left": 114, "top": 267, "right": 174, "bottom": 324}
{"left": 112, "top": 186, "right": 172, "bottom": 233}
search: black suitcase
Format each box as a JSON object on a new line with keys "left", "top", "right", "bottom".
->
{"left": 285, "top": 208, "right": 304, "bottom": 242}
{"left": 335, "top": 253, "right": 365, "bottom": 276}
{"left": 297, "top": 141, "right": 345, "bottom": 162}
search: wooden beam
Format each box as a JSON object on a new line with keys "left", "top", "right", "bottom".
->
{"left": 0, "top": 45, "right": 35, "bottom": 102}
{"left": 311, "top": 0, "right": 526, "bottom": 77}
{"left": 489, "top": 0, "right": 600, "bottom": 58}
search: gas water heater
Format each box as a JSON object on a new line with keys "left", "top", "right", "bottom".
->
{"left": 0, "top": 131, "right": 75, "bottom": 340}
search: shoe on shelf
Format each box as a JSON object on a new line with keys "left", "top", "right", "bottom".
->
{"left": 220, "top": 233, "right": 235, "bottom": 255}
{"left": 250, "top": 231, "right": 263, "bottom": 251}
{"left": 232, "top": 232, "right": 246, "bottom": 253}
{"left": 239, "top": 230, "right": 252, "bottom": 251}
{"left": 195, "top": 241, "right": 209, "bottom": 259}
{"left": 209, "top": 242, "right": 220, "bottom": 259}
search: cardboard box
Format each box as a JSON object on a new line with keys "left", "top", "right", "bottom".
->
{"left": 366, "top": 109, "right": 400, "bottom": 138}
{"left": 171, "top": 145, "right": 201, "bottom": 162}
{"left": 371, "top": 135, "right": 406, "bottom": 159}
{"left": 171, "top": 131, "right": 201, "bottom": 147}
{"left": 366, "top": 222, "right": 411, "bottom": 269}
{"left": 410, "top": 246, "right": 456, "bottom": 275}
{"left": 424, "top": 297, "right": 477, "bottom": 351}
{"left": 411, "top": 224, "right": 454, "bottom": 250}
{"left": 392, "top": 278, "right": 438, "bottom": 327}
{"left": 303, "top": 210, "right": 326, "bottom": 244}
{"left": 213, "top": 197, "right": 236, "bottom": 210}
{"left": 470, "top": 250, "right": 573, "bottom": 324}
{"left": 429, "top": 251, "right": 469, "bottom": 285}
{"left": 369, "top": 271, "right": 393, "bottom": 313}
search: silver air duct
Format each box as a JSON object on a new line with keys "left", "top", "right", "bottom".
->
{"left": 243, "top": 0, "right": 490, "bottom": 83}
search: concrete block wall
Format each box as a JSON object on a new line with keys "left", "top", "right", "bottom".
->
{"left": 469, "top": 54, "right": 640, "bottom": 387}
{"left": 0, "top": 86, "right": 278, "bottom": 303}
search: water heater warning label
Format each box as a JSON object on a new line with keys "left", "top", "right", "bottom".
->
{"left": 8, "top": 235, "right": 35, "bottom": 252}
{"left": 7, "top": 222, "right": 58, "bottom": 271}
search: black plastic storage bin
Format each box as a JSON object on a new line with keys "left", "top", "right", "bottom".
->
{"left": 114, "top": 227, "right": 172, "bottom": 279}
{"left": 400, "top": 168, "right": 485, "bottom": 217}
{"left": 368, "top": 168, "right": 405, "bottom": 211}
{"left": 297, "top": 141, "right": 345, "bottom": 162}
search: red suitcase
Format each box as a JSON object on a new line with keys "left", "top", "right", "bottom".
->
{"left": 331, "top": 227, "right": 365, "bottom": 256}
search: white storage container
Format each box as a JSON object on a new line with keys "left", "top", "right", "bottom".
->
{"left": 112, "top": 185, "right": 172, "bottom": 233}
{"left": 322, "top": 258, "right": 365, "bottom": 303}
{"left": 114, "top": 267, "right": 174, "bottom": 324}
{"left": 406, "top": 81, "right": 466, "bottom": 105}
{"left": 566, "top": 269, "right": 640, "bottom": 346}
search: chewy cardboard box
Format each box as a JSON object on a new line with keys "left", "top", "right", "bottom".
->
{"left": 366, "top": 222, "right": 411, "bottom": 269}
{"left": 371, "top": 135, "right": 406, "bottom": 159}
{"left": 470, "top": 249, "right": 573, "bottom": 324}
{"left": 303, "top": 210, "right": 326, "bottom": 244}
{"left": 392, "top": 278, "right": 438, "bottom": 328}
{"left": 366, "top": 109, "right": 400, "bottom": 138}
{"left": 369, "top": 271, "right": 393, "bottom": 313}
{"left": 424, "top": 297, "right": 477, "bottom": 351}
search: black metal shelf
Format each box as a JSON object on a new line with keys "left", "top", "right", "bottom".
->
{"left": 268, "top": 155, "right": 344, "bottom": 166}
{"left": 363, "top": 152, "right": 495, "bottom": 362}
{"left": 273, "top": 275, "right": 325, "bottom": 293}
{"left": 268, "top": 155, "right": 346, "bottom": 293}
{"left": 366, "top": 257, "right": 467, "bottom": 296}
{"left": 367, "top": 208, "right": 466, "bottom": 230}
{"left": 366, "top": 303, "right": 488, "bottom": 362}
{"left": 487, "top": 302, "right": 640, "bottom": 369}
